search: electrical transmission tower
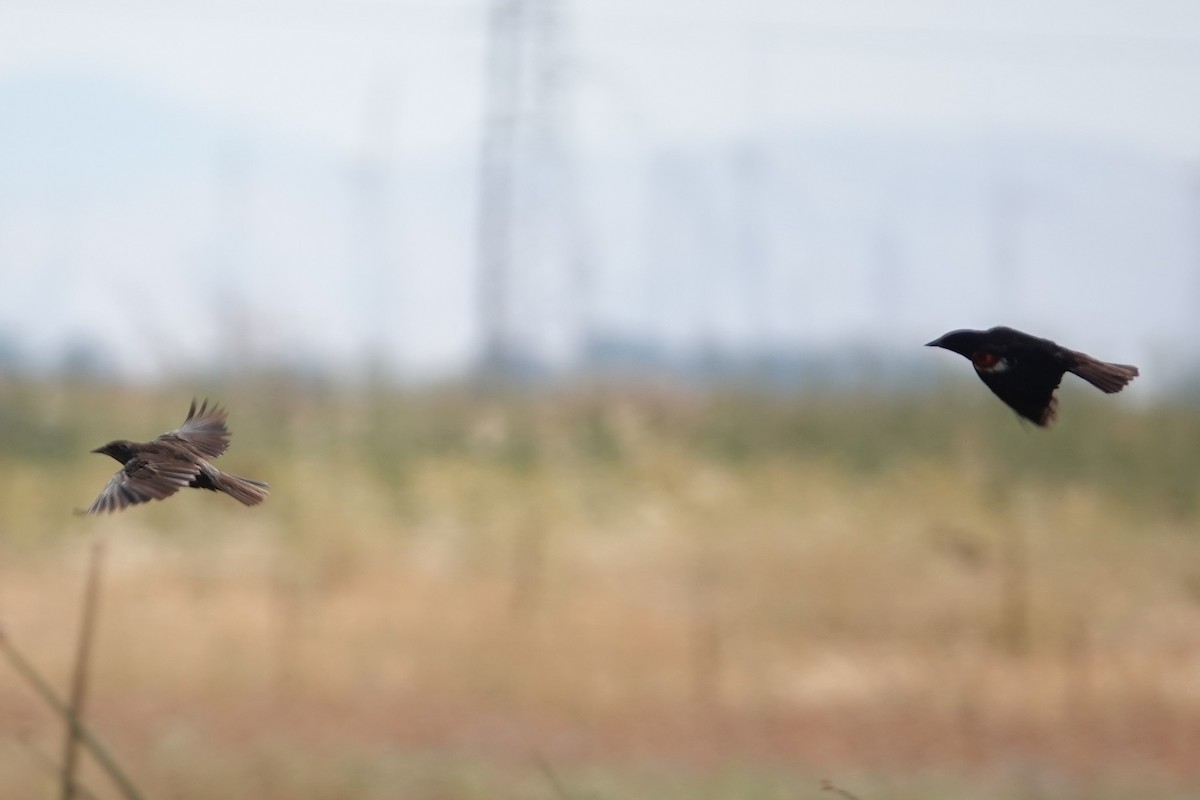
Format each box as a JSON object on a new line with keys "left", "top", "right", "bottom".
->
{"left": 476, "top": 0, "right": 525, "bottom": 381}
{"left": 352, "top": 74, "right": 398, "bottom": 377}
{"left": 476, "top": 0, "right": 583, "bottom": 381}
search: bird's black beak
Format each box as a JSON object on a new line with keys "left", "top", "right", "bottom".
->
{"left": 90, "top": 446, "right": 105, "bottom": 454}
{"left": 925, "top": 337, "right": 944, "bottom": 348}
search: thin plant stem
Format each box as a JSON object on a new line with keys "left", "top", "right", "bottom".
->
{"left": 821, "top": 779, "right": 865, "bottom": 800}
{"left": 533, "top": 752, "right": 575, "bottom": 800}
{"left": 60, "top": 538, "right": 106, "bottom": 800}
{"left": 17, "top": 735, "right": 105, "bottom": 800}
{"left": 0, "top": 626, "right": 145, "bottom": 800}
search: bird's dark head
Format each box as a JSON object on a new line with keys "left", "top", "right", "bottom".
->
{"left": 91, "top": 440, "right": 137, "bottom": 464}
{"left": 925, "top": 329, "right": 986, "bottom": 359}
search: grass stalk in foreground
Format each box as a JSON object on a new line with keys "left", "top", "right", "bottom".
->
{"left": 0, "top": 622, "right": 145, "bottom": 800}
{"left": 18, "top": 734, "right": 104, "bottom": 800}
{"left": 60, "top": 538, "right": 106, "bottom": 800}
{"left": 534, "top": 753, "right": 577, "bottom": 800}
{"left": 821, "top": 779, "right": 864, "bottom": 800}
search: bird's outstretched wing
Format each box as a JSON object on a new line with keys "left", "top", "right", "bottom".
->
{"left": 160, "top": 398, "right": 231, "bottom": 458}
{"left": 85, "top": 458, "right": 199, "bottom": 514}
{"left": 975, "top": 347, "right": 1065, "bottom": 427}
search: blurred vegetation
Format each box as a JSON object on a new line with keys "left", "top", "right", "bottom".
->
{"left": 0, "top": 374, "right": 1193, "bottom": 531}
{"left": 0, "top": 375, "right": 1198, "bottom": 799}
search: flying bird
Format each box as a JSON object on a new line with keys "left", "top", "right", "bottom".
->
{"left": 926, "top": 326, "right": 1139, "bottom": 426}
{"left": 83, "top": 399, "right": 269, "bottom": 514}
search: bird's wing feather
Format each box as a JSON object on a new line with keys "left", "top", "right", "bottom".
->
{"left": 85, "top": 458, "right": 199, "bottom": 514}
{"left": 160, "top": 398, "right": 231, "bottom": 458}
{"left": 976, "top": 345, "right": 1066, "bottom": 426}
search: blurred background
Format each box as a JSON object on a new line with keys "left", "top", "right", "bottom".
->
{"left": 2, "top": 2, "right": 1200, "bottom": 798}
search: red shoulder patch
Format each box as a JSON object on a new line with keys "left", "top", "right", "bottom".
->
{"left": 972, "top": 350, "right": 1000, "bottom": 369}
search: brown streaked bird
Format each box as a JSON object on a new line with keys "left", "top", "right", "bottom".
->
{"left": 83, "top": 399, "right": 269, "bottom": 514}
{"left": 926, "top": 326, "right": 1139, "bottom": 427}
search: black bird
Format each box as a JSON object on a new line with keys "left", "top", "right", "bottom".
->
{"left": 84, "top": 399, "right": 269, "bottom": 514}
{"left": 926, "top": 326, "right": 1139, "bottom": 426}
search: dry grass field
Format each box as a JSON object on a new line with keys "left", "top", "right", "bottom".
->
{"left": 1, "top": 378, "right": 1199, "bottom": 799}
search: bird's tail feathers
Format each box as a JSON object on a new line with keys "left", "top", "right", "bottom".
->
{"left": 1068, "top": 354, "right": 1139, "bottom": 394}
{"left": 213, "top": 472, "right": 270, "bottom": 506}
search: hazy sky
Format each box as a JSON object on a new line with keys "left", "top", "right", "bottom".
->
{"left": 5, "top": 1, "right": 1198, "bottom": 156}
{"left": 2, "top": 1, "right": 1200, "bottom": 379}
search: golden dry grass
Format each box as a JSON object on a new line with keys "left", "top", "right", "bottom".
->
{"left": 0, "top": 380, "right": 1198, "bottom": 798}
